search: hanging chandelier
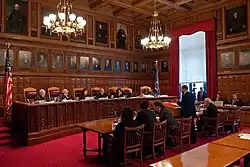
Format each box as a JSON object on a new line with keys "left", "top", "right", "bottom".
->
{"left": 43, "top": 0, "right": 86, "bottom": 37}
{"left": 141, "top": 0, "right": 171, "bottom": 50}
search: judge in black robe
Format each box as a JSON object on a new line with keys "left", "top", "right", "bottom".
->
{"left": 116, "top": 25, "right": 126, "bottom": 49}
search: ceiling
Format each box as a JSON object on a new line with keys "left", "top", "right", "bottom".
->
{"left": 84, "top": 0, "right": 220, "bottom": 23}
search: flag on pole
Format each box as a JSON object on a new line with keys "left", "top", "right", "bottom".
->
{"left": 154, "top": 60, "right": 160, "bottom": 96}
{"left": 4, "top": 43, "right": 12, "bottom": 119}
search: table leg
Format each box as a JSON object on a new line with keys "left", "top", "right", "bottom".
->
{"left": 83, "top": 129, "right": 87, "bottom": 156}
{"left": 98, "top": 133, "right": 102, "bottom": 156}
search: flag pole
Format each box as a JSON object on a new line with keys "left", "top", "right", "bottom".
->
{"left": 154, "top": 60, "right": 160, "bottom": 96}
{"left": 4, "top": 42, "right": 11, "bottom": 120}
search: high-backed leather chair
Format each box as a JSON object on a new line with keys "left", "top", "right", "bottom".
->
{"left": 140, "top": 86, "right": 151, "bottom": 95}
{"left": 91, "top": 87, "right": 101, "bottom": 96}
{"left": 48, "top": 87, "right": 60, "bottom": 100}
{"left": 122, "top": 87, "right": 132, "bottom": 94}
{"left": 73, "top": 88, "right": 84, "bottom": 99}
{"left": 24, "top": 87, "right": 37, "bottom": 103}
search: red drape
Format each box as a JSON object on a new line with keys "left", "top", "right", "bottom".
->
{"left": 169, "top": 19, "right": 217, "bottom": 99}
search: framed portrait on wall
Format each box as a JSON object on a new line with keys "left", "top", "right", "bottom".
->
{"left": 133, "top": 62, "right": 139, "bottom": 72}
{"left": 141, "top": 63, "right": 146, "bottom": 73}
{"left": 36, "top": 52, "right": 48, "bottom": 68}
{"left": 67, "top": 55, "right": 77, "bottom": 70}
{"left": 96, "top": 21, "right": 108, "bottom": 44}
{"left": 92, "top": 57, "right": 101, "bottom": 70}
{"left": 116, "top": 23, "right": 127, "bottom": 50}
{"left": 221, "top": 52, "right": 235, "bottom": 68}
{"left": 114, "top": 60, "right": 121, "bottom": 72}
{"left": 225, "top": 5, "right": 247, "bottom": 35}
{"left": 0, "top": 49, "right": 13, "bottom": 66}
{"left": 19, "top": 50, "right": 32, "bottom": 68}
{"left": 104, "top": 59, "right": 112, "bottom": 71}
{"left": 239, "top": 50, "right": 250, "bottom": 66}
{"left": 161, "top": 61, "right": 168, "bottom": 72}
{"left": 80, "top": 56, "right": 89, "bottom": 70}
{"left": 124, "top": 60, "right": 130, "bottom": 72}
{"left": 52, "top": 54, "right": 63, "bottom": 69}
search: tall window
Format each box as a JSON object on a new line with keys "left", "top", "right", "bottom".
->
{"left": 179, "top": 31, "right": 206, "bottom": 84}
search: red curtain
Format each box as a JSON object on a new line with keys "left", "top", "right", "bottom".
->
{"left": 168, "top": 19, "right": 217, "bottom": 99}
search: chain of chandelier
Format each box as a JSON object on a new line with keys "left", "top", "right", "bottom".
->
{"left": 141, "top": 0, "right": 171, "bottom": 50}
{"left": 43, "top": 0, "right": 86, "bottom": 37}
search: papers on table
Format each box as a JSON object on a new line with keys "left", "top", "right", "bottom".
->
{"left": 238, "top": 133, "right": 250, "bottom": 140}
{"left": 84, "top": 97, "right": 95, "bottom": 100}
{"left": 159, "top": 95, "right": 168, "bottom": 97}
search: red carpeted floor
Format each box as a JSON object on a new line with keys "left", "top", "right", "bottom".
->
{"left": 0, "top": 129, "right": 249, "bottom": 167}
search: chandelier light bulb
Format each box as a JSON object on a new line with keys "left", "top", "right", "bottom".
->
{"left": 164, "top": 37, "right": 171, "bottom": 44}
{"left": 69, "top": 13, "right": 76, "bottom": 21}
{"left": 77, "top": 16, "right": 83, "bottom": 23}
{"left": 49, "top": 14, "right": 56, "bottom": 22}
{"left": 150, "top": 36, "right": 156, "bottom": 41}
{"left": 58, "top": 13, "right": 66, "bottom": 20}
{"left": 43, "top": 16, "right": 50, "bottom": 23}
{"left": 158, "top": 36, "right": 163, "bottom": 41}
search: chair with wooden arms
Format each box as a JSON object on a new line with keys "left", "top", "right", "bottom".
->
{"left": 91, "top": 87, "right": 101, "bottom": 97}
{"left": 222, "top": 109, "right": 241, "bottom": 133}
{"left": 109, "top": 86, "right": 120, "bottom": 96}
{"left": 168, "top": 117, "right": 192, "bottom": 150}
{"left": 124, "top": 124, "right": 145, "bottom": 167}
{"left": 48, "top": 87, "right": 60, "bottom": 100}
{"left": 24, "top": 87, "right": 37, "bottom": 103}
{"left": 140, "top": 86, "right": 151, "bottom": 95}
{"left": 152, "top": 120, "right": 167, "bottom": 161}
{"left": 201, "top": 116, "right": 225, "bottom": 137}
{"left": 73, "top": 88, "right": 84, "bottom": 100}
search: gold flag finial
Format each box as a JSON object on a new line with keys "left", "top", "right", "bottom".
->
{"left": 6, "top": 43, "right": 11, "bottom": 48}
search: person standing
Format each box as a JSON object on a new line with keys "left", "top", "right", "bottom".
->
{"left": 177, "top": 85, "right": 197, "bottom": 144}
{"left": 197, "top": 87, "right": 206, "bottom": 101}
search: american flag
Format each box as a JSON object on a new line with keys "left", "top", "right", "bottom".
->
{"left": 154, "top": 60, "right": 160, "bottom": 96}
{"left": 4, "top": 43, "right": 12, "bottom": 119}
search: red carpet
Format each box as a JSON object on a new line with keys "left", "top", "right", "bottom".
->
{"left": 0, "top": 129, "right": 249, "bottom": 167}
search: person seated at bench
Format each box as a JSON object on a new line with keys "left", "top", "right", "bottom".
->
{"left": 58, "top": 89, "right": 70, "bottom": 101}
{"left": 79, "top": 89, "right": 90, "bottom": 100}
{"left": 197, "top": 97, "right": 217, "bottom": 132}
{"left": 34, "top": 89, "right": 49, "bottom": 102}
{"left": 230, "top": 93, "right": 243, "bottom": 106}
{"left": 97, "top": 88, "right": 108, "bottom": 99}
{"left": 115, "top": 88, "right": 124, "bottom": 98}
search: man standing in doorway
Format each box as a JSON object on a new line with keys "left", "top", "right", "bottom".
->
{"left": 197, "top": 87, "right": 206, "bottom": 101}
{"left": 177, "top": 85, "right": 197, "bottom": 144}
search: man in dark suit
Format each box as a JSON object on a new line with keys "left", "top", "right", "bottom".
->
{"left": 197, "top": 98, "right": 218, "bottom": 132}
{"left": 97, "top": 88, "right": 108, "bottom": 98}
{"left": 177, "top": 85, "right": 196, "bottom": 144}
{"left": 35, "top": 89, "right": 49, "bottom": 102}
{"left": 197, "top": 87, "right": 206, "bottom": 101}
{"left": 104, "top": 59, "right": 112, "bottom": 71}
{"left": 136, "top": 101, "right": 156, "bottom": 132}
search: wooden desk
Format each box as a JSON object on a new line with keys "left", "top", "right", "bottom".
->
{"left": 149, "top": 143, "right": 249, "bottom": 167}
{"left": 77, "top": 118, "right": 115, "bottom": 157}
{"left": 12, "top": 96, "right": 176, "bottom": 145}
{"left": 212, "top": 132, "right": 250, "bottom": 151}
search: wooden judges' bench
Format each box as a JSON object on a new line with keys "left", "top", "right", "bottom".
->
{"left": 12, "top": 96, "right": 176, "bottom": 146}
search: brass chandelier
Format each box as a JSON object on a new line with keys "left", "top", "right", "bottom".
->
{"left": 43, "top": 0, "right": 86, "bottom": 37}
{"left": 141, "top": 0, "right": 171, "bottom": 50}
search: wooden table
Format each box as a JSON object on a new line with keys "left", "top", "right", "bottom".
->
{"left": 12, "top": 96, "right": 176, "bottom": 145}
{"left": 212, "top": 132, "right": 250, "bottom": 151}
{"left": 76, "top": 118, "right": 116, "bottom": 157}
{"left": 149, "top": 143, "right": 249, "bottom": 167}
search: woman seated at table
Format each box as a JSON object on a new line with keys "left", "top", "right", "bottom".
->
{"left": 196, "top": 98, "right": 217, "bottom": 132}
{"left": 79, "top": 89, "right": 90, "bottom": 100}
{"left": 115, "top": 88, "right": 124, "bottom": 98}
{"left": 113, "top": 107, "right": 138, "bottom": 164}
{"left": 215, "top": 93, "right": 223, "bottom": 102}
{"left": 58, "top": 89, "right": 70, "bottom": 101}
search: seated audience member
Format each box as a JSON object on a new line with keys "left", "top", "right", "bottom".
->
{"left": 153, "top": 101, "right": 178, "bottom": 126}
{"left": 197, "top": 98, "right": 217, "bottom": 132}
{"left": 79, "top": 89, "right": 90, "bottom": 100}
{"left": 113, "top": 107, "right": 138, "bottom": 164}
{"left": 136, "top": 101, "right": 156, "bottom": 132}
{"left": 58, "top": 89, "right": 70, "bottom": 101}
{"left": 197, "top": 87, "right": 206, "bottom": 101}
{"left": 97, "top": 88, "right": 108, "bottom": 98}
{"left": 115, "top": 88, "right": 124, "bottom": 98}
{"left": 231, "top": 93, "right": 243, "bottom": 106}
{"left": 35, "top": 89, "right": 48, "bottom": 101}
